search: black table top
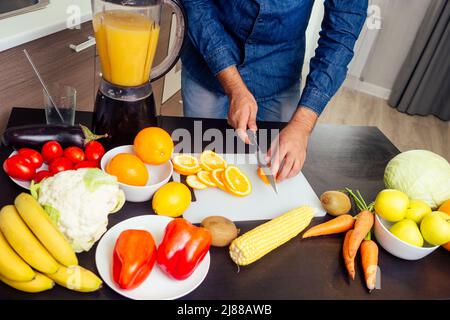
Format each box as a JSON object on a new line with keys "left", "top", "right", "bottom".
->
{"left": 0, "top": 108, "right": 449, "bottom": 300}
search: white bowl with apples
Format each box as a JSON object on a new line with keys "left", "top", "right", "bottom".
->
{"left": 373, "top": 189, "right": 449, "bottom": 260}
{"left": 374, "top": 214, "right": 439, "bottom": 260}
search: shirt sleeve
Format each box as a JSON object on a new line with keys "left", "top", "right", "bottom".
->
{"left": 181, "top": 0, "right": 239, "bottom": 75}
{"left": 299, "top": 0, "right": 368, "bottom": 115}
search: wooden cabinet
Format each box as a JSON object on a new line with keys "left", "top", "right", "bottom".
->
{"left": 0, "top": 21, "right": 95, "bottom": 132}
{"left": 0, "top": 7, "right": 183, "bottom": 133}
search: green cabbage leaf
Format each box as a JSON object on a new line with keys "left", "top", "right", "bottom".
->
{"left": 384, "top": 150, "right": 450, "bottom": 209}
{"left": 83, "top": 168, "right": 117, "bottom": 192}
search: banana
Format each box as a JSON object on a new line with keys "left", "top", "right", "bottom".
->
{"left": 0, "top": 205, "right": 59, "bottom": 274}
{"left": 46, "top": 265, "right": 102, "bottom": 292}
{"left": 0, "top": 272, "right": 54, "bottom": 293}
{"left": 14, "top": 193, "right": 78, "bottom": 267}
{"left": 0, "top": 231, "right": 35, "bottom": 282}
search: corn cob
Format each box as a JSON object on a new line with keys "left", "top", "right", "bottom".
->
{"left": 229, "top": 206, "right": 315, "bottom": 266}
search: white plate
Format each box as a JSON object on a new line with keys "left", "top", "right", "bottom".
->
{"left": 95, "top": 215, "right": 210, "bottom": 300}
{"left": 8, "top": 151, "right": 48, "bottom": 190}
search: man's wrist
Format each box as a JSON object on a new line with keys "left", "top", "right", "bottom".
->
{"left": 216, "top": 65, "right": 248, "bottom": 96}
{"left": 289, "top": 106, "right": 319, "bottom": 135}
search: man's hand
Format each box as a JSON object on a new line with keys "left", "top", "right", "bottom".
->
{"left": 217, "top": 66, "right": 257, "bottom": 143}
{"left": 227, "top": 87, "right": 258, "bottom": 143}
{"left": 267, "top": 107, "right": 318, "bottom": 182}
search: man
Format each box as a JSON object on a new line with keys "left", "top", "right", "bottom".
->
{"left": 180, "top": 0, "right": 368, "bottom": 181}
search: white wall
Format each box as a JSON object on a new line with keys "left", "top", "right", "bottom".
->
{"left": 303, "top": 0, "right": 431, "bottom": 99}
{"left": 361, "top": 0, "right": 431, "bottom": 91}
{"left": 302, "top": 0, "right": 324, "bottom": 86}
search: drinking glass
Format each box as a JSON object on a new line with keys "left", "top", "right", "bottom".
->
{"left": 44, "top": 84, "right": 76, "bottom": 125}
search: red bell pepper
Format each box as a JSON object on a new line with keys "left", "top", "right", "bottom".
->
{"left": 157, "top": 218, "right": 212, "bottom": 280}
{"left": 113, "top": 229, "right": 156, "bottom": 290}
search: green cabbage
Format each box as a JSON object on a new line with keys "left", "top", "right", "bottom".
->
{"left": 384, "top": 150, "right": 450, "bottom": 209}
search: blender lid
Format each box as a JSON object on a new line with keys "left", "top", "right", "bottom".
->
{"left": 103, "top": 0, "right": 158, "bottom": 6}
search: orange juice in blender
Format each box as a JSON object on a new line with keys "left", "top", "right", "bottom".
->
{"left": 91, "top": 0, "right": 186, "bottom": 149}
{"left": 93, "top": 10, "right": 160, "bottom": 87}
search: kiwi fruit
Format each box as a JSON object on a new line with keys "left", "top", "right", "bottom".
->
{"left": 320, "top": 191, "right": 352, "bottom": 216}
{"left": 201, "top": 216, "right": 239, "bottom": 247}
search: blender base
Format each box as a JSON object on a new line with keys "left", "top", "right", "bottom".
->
{"left": 92, "top": 88, "right": 158, "bottom": 149}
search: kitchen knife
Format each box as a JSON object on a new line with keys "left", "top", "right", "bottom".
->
{"left": 248, "top": 130, "right": 278, "bottom": 194}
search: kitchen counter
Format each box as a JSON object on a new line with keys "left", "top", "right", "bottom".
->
{"left": 1, "top": 107, "right": 449, "bottom": 300}
{"left": 0, "top": 0, "right": 91, "bottom": 52}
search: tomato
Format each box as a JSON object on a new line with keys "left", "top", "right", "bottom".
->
{"left": 33, "top": 170, "right": 53, "bottom": 183}
{"left": 49, "top": 157, "right": 73, "bottom": 174}
{"left": 41, "top": 141, "right": 63, "bottom": 163}
{"left": 3, "top": 155, "right": 36, "bottom": 181}
{"left": 17, "top": 148, "right": 43, "bottom": 169}
{"left": 63, "top": 146, "right": 85, "bottom": 163}
{"left": 85, "top": 141, "right": 105, "bottom": 162}
{"left": 74, "top": 160, "right": 98, "bottom": 169}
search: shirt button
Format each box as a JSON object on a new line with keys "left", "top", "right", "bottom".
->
{"left": 258, "top": 18, "right": 263, "bottom": 23}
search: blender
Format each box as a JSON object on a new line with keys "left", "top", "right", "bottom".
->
{"left": 91, "top": 0, "right": 186, "bottom": 147}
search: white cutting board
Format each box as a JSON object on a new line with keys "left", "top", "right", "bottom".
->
{"left": 173, "top": 154, "right": 326, "bottom": 223}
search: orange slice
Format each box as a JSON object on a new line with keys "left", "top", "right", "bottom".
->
{"left": 257, "top": 167, "right": 270, "bottom": 185}
{"left": 211, "top": 169, "right": 227, "bottom": 190}
{"left": 186, "top": 175, "right": 208, "bottom": 190}
{"left": 199, "top": 150, "right": 227, "bottom": 171}
{"left": 223, "top": 165, "right": 252, "bottom": 197}
{"left": 197, "top": 171, "right": 217, "bottom": 187}
{"left": 172, "top": 154, "right": 201, "bottom": 175}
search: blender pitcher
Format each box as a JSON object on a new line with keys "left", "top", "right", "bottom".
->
{"left": 91, "top": 0, "right": 186, "bottom": 147}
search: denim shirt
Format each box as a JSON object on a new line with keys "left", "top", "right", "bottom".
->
{"left": 180, "top": 0, "right": 368, "bottom": 115}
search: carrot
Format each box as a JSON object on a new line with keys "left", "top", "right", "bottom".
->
{"left": 343, "top": 229, "right": 355, "bottom": 280}
{"left": 302, "top": 214, "right": 355, "bottom": 238}
{"left": 361, "top": 235, "right": 379, "bottom": 291}
{"left": 344, "top": 189, "right": 379, "bottom": 290}
{"left": 348, "top": 210, "right": 374, "bottom": 258}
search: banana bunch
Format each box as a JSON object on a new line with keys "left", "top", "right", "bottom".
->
{"left": 0, "top": 193, "right": 102, "bottom": 293}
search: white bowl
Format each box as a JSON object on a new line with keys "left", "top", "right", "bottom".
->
{"left": 374, "top": 214, "right": 439, "bottom": 260}
{"left": 101, "top": 145, "right": 173, "bottom": 203}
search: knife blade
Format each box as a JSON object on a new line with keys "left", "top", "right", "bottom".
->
{"left": 248, "top": 131, "right": 278, "bottom": 194}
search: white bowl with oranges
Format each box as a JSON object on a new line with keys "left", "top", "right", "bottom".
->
{"left": 101, "top": 128, "right": 174, "bottom": 202}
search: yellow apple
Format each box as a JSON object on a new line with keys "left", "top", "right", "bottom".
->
{"left": 405, "top": 199, "right": 432, "bottom": 224}
{"left": 390, "top": 219, "right": 424, "bottom": 247}
{"left": 374, "top": 189, "right": 409, "bottom": 222}
{"left": 420, "top": 211, "right": 450, "bottom": 246}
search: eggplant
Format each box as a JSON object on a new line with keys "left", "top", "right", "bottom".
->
{"left": 2, "top": 124, "right": 108, "bottom": 149}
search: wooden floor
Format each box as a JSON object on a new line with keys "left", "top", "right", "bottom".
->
{"left": 161, "top": 87, "right": 450, "bottom": 160}
{"left": 320, "top": 87, "right": 449, "bottom": 160}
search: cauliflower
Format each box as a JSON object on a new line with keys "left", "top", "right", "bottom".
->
{"left": 32, "top": 168, "right": 125, "bottom": 252}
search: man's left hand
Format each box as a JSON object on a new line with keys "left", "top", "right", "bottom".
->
{"left": 267, "top": 107, "right": 318, "bottom": 182}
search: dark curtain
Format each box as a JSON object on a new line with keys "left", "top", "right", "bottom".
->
{"left": 388, "top": 0, "right": 450, "bottom": 121}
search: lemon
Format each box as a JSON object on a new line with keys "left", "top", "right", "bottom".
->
{"left": 152, "top": 182, "right": 191, "bottom": 217}
{"left": 374, "top": 189, "right": 409, "bottom": 222}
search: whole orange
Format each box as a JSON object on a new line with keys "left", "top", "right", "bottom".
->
{"left": 106, "top": 153, "right": 148, "bottom": 186}
{"left": 438, "top": 199, "right": 450, "bottom": 215}
{"left": 438, "top": 206, "right": 450, "bottom": 251}
{"left": 134, "top": 127, "right": 174, "bottom": 165}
